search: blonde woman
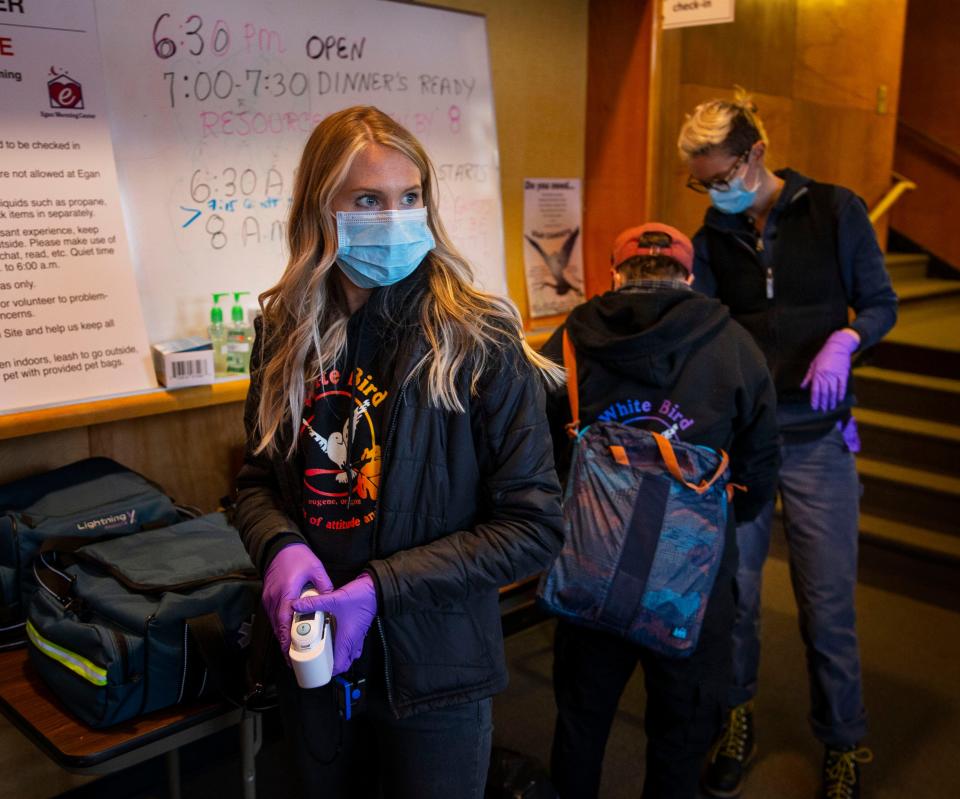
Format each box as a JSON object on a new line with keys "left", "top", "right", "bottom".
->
{"left": 233, "top": 106, "right": 563, "bottom": 798}
{"left": 678, "top": 89, "right": 896, "bottom": 799}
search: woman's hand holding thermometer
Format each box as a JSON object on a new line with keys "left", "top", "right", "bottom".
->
{"left": 289, "top": 587, "right": 335, "bottom": 688}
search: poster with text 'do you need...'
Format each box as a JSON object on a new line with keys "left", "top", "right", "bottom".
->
{"left": 96, "top": 0, "right": 506, "bottom": 343}
{"left": 0, "top": 0, "right": 157, "bottom": 414}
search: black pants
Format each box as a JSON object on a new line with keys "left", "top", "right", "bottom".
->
{"left": 278, "top": 659, "right": 493, "bottom": 799}
{"left": 550, "top": 567, "right": 736, "bottom": 799}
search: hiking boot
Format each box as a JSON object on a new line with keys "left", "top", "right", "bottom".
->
{"left": 701, "top": 702, "right": 756, "bottom": 798}
{"left": 821, "top": 746, "right": 873, "bottom": 799}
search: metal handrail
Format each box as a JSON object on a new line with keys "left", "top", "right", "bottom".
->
{"left": 869, "top": 172, "right": 917, "bottom": 225}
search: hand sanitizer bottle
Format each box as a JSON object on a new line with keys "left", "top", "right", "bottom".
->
{"left": 208, "top": 293, "right": 229, "bottom": 377}
{"left": 226, "top": 291, "right": 254, "bottom": 374}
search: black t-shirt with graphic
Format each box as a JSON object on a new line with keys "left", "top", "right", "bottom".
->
{"left": 299, "top": 304, "right": 394, "bottom": 586}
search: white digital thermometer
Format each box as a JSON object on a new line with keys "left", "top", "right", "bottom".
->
{"left": 289, "top": 588, "right": 334, "bottom": 689}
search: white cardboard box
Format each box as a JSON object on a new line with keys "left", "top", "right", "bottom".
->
{"left": 151, "top": 338, "right": 215, "bottom": 388}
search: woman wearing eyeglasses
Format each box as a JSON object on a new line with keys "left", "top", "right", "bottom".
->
{"left": 679, "top": 88, "right": 897, "bottom": 799}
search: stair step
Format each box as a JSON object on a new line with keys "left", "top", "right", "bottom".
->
{"left": 870, "top": 288, "right": 960, "bottom": 380}
{"left": 885, "top": 253, "right": 930, "bottom": 266}
{"left": 855, "top": 369, "right": 960, "bottom": 427}
{"left": 854, "top": 407, "right": 960, "bottom": 442}
{"left": 885, "top": 252, "right": 930, "bottom": 281}
{"left": 869, "top": 341, "right": 960, "bottom": 381}
{"left": 890, "top": 276, "right": 960, "bottom": 303}
{"left": 859, "top": 513, "right": 960, "bottom": 562}
{"left": 856, "top": 365, "right": 960, "bottom": 395}
{"left": 773, "top": 504, "right": 960, "bottom": 563}
{"left": 858, "top": 456, "right": 960, "bottom": 495}
{"left": 853, "top": 408, "right": 960, "bottom": 475}
{"left": 858, "top": 456, "right": 960, "bottom": 535}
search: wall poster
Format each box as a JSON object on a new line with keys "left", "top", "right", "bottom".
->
{"left": 522, "top": 178, "right": 584, "bottom": 318}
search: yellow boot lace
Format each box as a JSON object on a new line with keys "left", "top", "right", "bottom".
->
{"left": 824, "top": 747, "right": 874, "bottom": 799}
{"left": 717, "top": 703, "right": 752, "bottom": 761}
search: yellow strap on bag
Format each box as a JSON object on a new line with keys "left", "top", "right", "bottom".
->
{"left": 26, "top": 620, "right": 108, "bottom": 687}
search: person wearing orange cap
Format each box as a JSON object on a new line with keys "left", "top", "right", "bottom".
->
{"left": 539, "top": 223, "right": 780, "bottom": 798}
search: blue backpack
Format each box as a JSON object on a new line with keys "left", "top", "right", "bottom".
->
{"left": 26, "top": 513, "right": 261, "bottom": 728}
{"left": 1, "top": 458, "right": 180, "bottom": 644}
{"left": 537, "top": 332, "right": 736, "bottom": 657}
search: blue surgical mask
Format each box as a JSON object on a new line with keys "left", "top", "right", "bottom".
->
{"left": 708, "top": 175, "right": 757, "bottom": 215}
{"left": 336, "top": 208, "right": 435, "bottom": 289}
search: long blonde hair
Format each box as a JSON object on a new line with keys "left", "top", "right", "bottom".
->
{"left": 677, "top": 86, "right": 769, "bottom": 160}
{"left": 255, "top": 105, "right": 561, "bottom": 457}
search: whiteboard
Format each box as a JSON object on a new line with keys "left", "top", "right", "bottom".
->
{"left": 95, "top": 0, "right": 506, "bottom": 342}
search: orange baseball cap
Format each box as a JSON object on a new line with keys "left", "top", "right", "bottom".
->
{"left": 611, "top": 223, "right": 694, "bottom": 273}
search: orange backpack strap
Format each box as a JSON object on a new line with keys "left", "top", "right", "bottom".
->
{"left": 726, "top": 483, "right": 748, "bottom": 502}
{"left": 608, "top": 445, "right": 630, "bottom": 466}
{"left": 651, "top": 431, "right": 730, "bottom": 495}
{"left": 562, "top": 329, "right": 580, "bottom": 439}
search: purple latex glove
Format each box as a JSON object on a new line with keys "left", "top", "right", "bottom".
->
{"left": 262, "top": 542, "right": 333, "bottom": 661}
{"left": 293, "top": 573, "right": 377, "bottom": 677}
{"left": 838, "top": 417, "right": 861, "bottom": 453}
{"left": 801, "top": 329, "right": 860, "bottom": 412}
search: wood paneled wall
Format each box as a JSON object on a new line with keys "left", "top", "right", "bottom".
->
{"left": 650, "top": 0, "right": 909, "bottom": 242}
{"left": 892, "top": 128, "right": 960, "bottom": 269}
{"left": 581, "top": 0, "right": 654, "bottom": 297}
{"left": 897, "top": 0, "right": 960, "bottom": 153}
{"left": 0, "top": 402, "right": 246, "bottom": 511}
{"left": 891, "top": 0, "right": 960, "bottom": 269}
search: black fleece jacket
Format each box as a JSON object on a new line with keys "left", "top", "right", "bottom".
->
{"left": 234, "top": 303, "right": 564, "bottom": 719}
{"left": 541, "top": 284, "right": 779, "bottom": 522}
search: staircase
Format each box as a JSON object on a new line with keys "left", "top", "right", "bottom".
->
{"left": 884, "top": 253, "right": 960, "bottom": 302}
{"left": 853, "top": 250, "right": 960, "bottom": 562}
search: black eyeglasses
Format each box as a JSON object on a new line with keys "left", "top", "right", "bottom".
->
{"left": 686, "top": 150, "right": 750, "bottom": 194}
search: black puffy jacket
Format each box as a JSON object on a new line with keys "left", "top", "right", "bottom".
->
{"left": 234, "top": 319, "right": 564, "bottom": 718}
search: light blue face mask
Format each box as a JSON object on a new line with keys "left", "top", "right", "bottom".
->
{"left": 708, "top": 175, "right": 758, "bottom": 215}
{"left": 335, "top": 208, "right": 435, "bottom": 289}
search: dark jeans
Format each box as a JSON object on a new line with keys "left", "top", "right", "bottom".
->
{"left": 551, "top": 561, "right": 736, "bottom": 799}
{"left": 278, "top": 663, "right": 493, "bottom": 798}
{"left": 729, "top": 425, "right": 867, "bottom": 747}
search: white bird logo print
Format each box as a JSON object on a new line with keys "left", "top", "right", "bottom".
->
{"left": 302, "top": 398, "right": 371, "bottom": 484}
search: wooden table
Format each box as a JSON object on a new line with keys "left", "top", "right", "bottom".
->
{"left": 0, "top": 647, "right": 261, "bottom": 799}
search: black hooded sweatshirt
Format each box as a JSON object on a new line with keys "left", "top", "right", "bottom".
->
{"left": 541, "top": 283, "right": 780, "bottom": 523}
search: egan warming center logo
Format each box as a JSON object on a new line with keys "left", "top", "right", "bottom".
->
{"left": 47, "top": 66, "right": 84, "bottom": 109}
